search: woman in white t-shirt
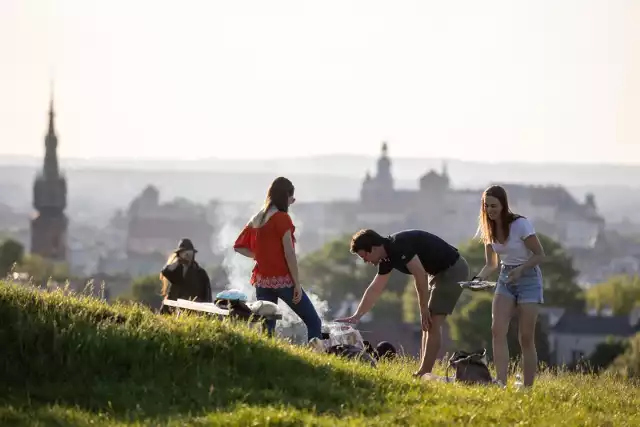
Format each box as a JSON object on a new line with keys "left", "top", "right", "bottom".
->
{"left": 475, "top": 185, "right": 546, "bottom": 388}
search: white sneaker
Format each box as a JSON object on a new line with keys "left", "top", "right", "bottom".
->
{"left": 514, "top": 374, "right": 525, "bottom": 390}
{"left": 492, "top": 379, "right": 507, "bottom": 389}
{"left": 308, "top": 338, "right": 326, "bottom": 353}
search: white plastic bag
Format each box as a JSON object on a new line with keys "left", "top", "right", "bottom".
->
{"left": 322, "top": 322, "right": 365, "bottom": 350}
{"left": 247, "top": 300, "right": 280, "bottom": 316}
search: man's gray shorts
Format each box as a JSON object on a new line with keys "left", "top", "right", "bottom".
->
{"left": 427, "top": 256, "right": 470, "bottom": 316}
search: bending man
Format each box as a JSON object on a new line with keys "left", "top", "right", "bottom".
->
{"left": 335, "top": 229, "right": 470, "bottom": 377}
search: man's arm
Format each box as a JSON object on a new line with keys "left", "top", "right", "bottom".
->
{"left": 343, "top": 273, "right": 390, "bottom": 321}
{"left": 405, "top": 255, "right": 430, "bottom": 320}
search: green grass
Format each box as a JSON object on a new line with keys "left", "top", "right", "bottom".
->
{"left": 1, "top": 282, "right": 639, "bottom": 427}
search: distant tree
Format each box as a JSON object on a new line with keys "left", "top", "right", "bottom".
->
{"left": 457, "top": 239, "right": 490, "bottom": 280}
{"left": 536, "top": 234, "right": 584, "bottom": 310}
{"left": 124, "top": 274, "right": 163, "bottom": 309}
{"left": 458, "top": 234, "right": 584, "bottom": 310}
{"left": 608, "top": 332, "right": 640, "bottom": 379}
{"left": 0, "top": 239, "right": 24, "bottom": 277}
{"left": 586, "top": 275, "right": 640, "bottom": 315}
{"left": 18, "top": 254, "right": 70, "bottom": 285}
{"left": 372, "top": 291, "right": 403, "bottom": 321}
{"left": 583, "top": 338, "right": 630, "bottom": 373}
{"left": 448, "top": 293, "right": 494, "bottom": 352}
{"left": 299, "top": 235, "right": 371, "bottom": 306}
{"left": 402, "top": 281, "right": 419, "bottom": 323}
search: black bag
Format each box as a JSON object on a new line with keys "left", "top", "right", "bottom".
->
{"left": 327, "top": 344, "right": 377, "bottom": 368}
{"left": 364, "top": 340, "right": 398, "bottom": 361}
{"left": 214, "top": 298, "right": 256, "bottom": 321}
{"left": 375, "top": 341, "right": 397, "bottom": 360}
{"left": 446, "top": 349, "right": 493, "bottom": 385}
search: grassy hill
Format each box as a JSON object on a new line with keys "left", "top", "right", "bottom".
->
{"left": 1, "top": 282, "right": 639, "bottom": 426}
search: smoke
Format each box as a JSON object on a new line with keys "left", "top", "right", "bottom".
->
{"left": 215, "top": 202, "right": 331, "bottom": 343}
{"left": 216, "top": 202, "right": 258, "bottom": 301}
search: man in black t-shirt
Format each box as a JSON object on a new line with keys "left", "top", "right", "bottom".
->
{"left": 335, "top": 229, "right": 470, "bottom": 378}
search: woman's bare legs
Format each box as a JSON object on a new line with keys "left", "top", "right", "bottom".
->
{"left": 517, "top": 303, "right": 539, "bottom": 387}
{"left": 492, "top": 294, "right": 515, "bottom": 384}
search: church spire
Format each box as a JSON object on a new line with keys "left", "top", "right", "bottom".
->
{"left": 31, "top": 88, "right": 68, "bottom": 261}
{"left": 44, "top": 86, "right": 59, "bottom": 179}
{"left": 374, "top": 140, "right": 394, "bottom": 191}
{"left": 48, "top": 85, "right": 55, "bottom": 135}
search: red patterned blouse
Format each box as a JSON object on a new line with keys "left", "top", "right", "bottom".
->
{"left": 233, "top": 211, "right": 296, "bottom": 289}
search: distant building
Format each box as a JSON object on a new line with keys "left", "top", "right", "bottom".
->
{"left": 497, "top": 184, "right": 604, "bottom": 250}
{"left": 294, "top": 142, "right": 606, "bottom": 254}
{"left": 544, "top": 306, "right": 640, "bottom": 366}
{"left": 30, "top": 95, "right": 68, "bottom": 261}
{"left": 125, "top": 185, "right": 216, "bottom": 260}
{"left": 97, "top": 186, "right": 219, "bottom": 278}
{"left": 569, "top": 230, "right": 640, "bottom": 285}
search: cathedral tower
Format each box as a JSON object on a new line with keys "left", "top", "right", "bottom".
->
{"left": 375, "top": 141, "right": 394, "bottom": 192}
{"left": 31, "top": 93, "right": 68, "bottom": 261}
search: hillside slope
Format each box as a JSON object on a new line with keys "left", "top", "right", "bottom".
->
{"left": 0, "top": 282, "right": 639, "bottom": 426}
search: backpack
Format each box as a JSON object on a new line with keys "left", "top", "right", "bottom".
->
{"left": 445, "top": 349, "right": 493, "bottom": 385}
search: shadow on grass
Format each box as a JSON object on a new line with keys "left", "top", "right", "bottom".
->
{"left": 0, "top": 291, "right": 391, "bottom": 423}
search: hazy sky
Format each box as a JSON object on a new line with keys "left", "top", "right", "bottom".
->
{"left": 0, "top": 0, "right": 638, "bottom": 164}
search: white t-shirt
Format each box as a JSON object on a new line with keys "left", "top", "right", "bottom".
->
{"left": 491, "top": 217, "right": 536, "bottom": 266}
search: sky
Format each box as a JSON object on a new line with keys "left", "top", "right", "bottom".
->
{"left": 0, "top": 0, "right": 639, "bottom": 164}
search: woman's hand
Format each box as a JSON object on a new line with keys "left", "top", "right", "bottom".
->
{"left": 507, "top": 267, "right": 524, "bottom": 284}
{"left": 292, "top": 284, "right": 303, "bottom": 304}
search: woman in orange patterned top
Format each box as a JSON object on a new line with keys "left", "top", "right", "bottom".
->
{"left": 234, "top": 177, "right": 322, "bottom": 340}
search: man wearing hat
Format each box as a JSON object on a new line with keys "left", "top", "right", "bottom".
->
{"left": 159, "top": 238, "right": 213, "bottom": 313}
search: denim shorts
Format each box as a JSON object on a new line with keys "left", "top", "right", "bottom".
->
{"left": 495, "top": 264, "right": 544, "bottom": 305}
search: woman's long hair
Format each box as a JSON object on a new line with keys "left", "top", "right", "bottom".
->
{"left": 160, "top": 252, "right": 179, "bottom": 297}
{"left": 257, "top": 176, "right": 295, "bottom": 226}
{"left": 476, "top": 185, "right": 522, "bottom": 244}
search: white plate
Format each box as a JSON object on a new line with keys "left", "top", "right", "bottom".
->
{"left": 458, "top": 280, "right": 497, "bottom": 291}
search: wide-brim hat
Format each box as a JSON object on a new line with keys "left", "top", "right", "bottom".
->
{"left": 174, "top": 238, "right": 198, "bottom": 254}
